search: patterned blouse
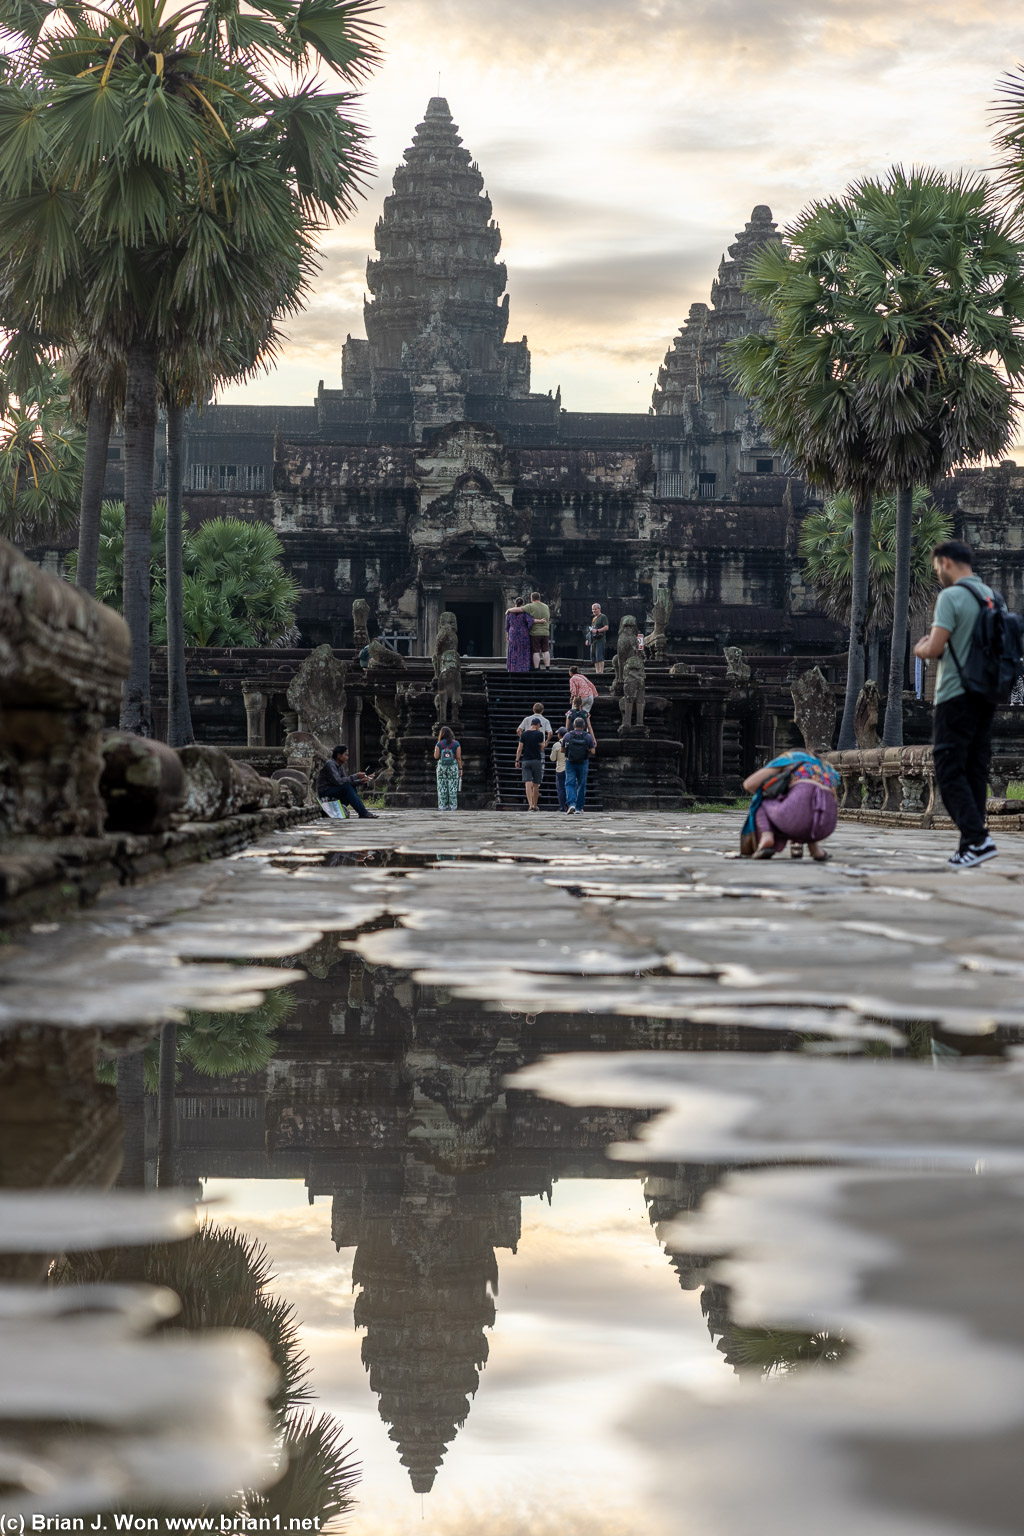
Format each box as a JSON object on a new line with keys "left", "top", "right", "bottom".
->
{"left": 774, "top": 753, "right": 840, "bottom": 793}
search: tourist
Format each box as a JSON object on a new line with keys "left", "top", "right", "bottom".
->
{"left": 517, "top": 702, "right": 553, "bottom": 743}
{"left": 914, "top": 539, "right": 999, "bottom": 869}
{"left": 516, "top": 715, "right": 547, "bottom": 811}
{"left": 316, "top": 746, "right": 379, "bottom": 819}
{"left": 566, "top": 667, "right": 598, "bottom": 741}
{"left": 505, "top": 598, "right": 533, "bottom": 673}
{"left": 433, "top": 726, "right": 463, "bottom": 811}
{"left": 551, "top": 727, "right": 568, "bottom": 811}
{"left": 563, "top": 714, "right": 595, "bottom": 814}
{"left": 524, "top": 591, "right": 551, "bottom": 670}
{"left": 741, "top": 750, "right": 839, "bottom": 860}
{"left": 586, "top": 603, "right": 610, "bottom": 673}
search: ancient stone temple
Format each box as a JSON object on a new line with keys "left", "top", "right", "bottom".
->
{"left": 78, "top": 95, "right": 1024, "bottom": 801}
{"left": 106, "top": 98, "right": 838, "bottom": 667}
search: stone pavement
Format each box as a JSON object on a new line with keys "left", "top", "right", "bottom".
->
{"left": 6, "top": 809, "right": 1024, "bottom": 1045}
{"left": 7, "top": 810, "right": 1024, "bottom": 1533}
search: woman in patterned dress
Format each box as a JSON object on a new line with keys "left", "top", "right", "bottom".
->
{"left": 505, "top": 599, "right": 534, "bottom": 673}
{"left": 742, "top": 751, "right": 841, "bottom": 862}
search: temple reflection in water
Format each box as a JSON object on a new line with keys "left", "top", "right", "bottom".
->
{"left": 167, "top": 944, "right": 801, "bottom": 1494}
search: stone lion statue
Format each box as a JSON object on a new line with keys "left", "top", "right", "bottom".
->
{"left": 645, "top": 587, "right": 673, "bottom": 662}
{"left": 435, "top": 648, "right": 462, "bottom": 725}
{"left": 724, "top": 646, "right": 751, "bottom": 684}
{"left": 612, "top": 614, "right": 640, "bottom": 696}
{"left": 351, "top": 597, "right": 370, "bottom": 651}
{"left": 620, "top": 654, "right": 646, "bottom": 728}
{"left": 434, "top": 610, "right": 459, "bottom": 680}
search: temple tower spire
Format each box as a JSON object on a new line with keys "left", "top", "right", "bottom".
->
{"left": 349, "top": 97, "right": 527, "bottom": 437}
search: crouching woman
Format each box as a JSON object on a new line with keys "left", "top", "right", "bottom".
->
{"left": 741, "top": 751, "right": 840, "bottom": 862}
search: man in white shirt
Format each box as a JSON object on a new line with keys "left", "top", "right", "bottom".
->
{"left": 517, "top": 703, "right": 552, "bottom": 743}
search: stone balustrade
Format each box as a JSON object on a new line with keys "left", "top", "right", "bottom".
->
{"left": 825, "top": 747, "right": 1024, "bottom": 825}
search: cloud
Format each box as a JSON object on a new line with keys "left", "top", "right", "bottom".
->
{"left": 219, "top": 0, "right": 1024, "bottom": 412}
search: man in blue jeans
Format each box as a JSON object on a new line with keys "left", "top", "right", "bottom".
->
{"left": 316, "top": 745, "right": 379, "bottom": 819}
{"left": 563, "top": 715, "right": 596, "bottom": 813}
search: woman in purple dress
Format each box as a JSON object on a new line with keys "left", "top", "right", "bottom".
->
{"left": 505, "top": 599, "right": 533, "bottom": 673}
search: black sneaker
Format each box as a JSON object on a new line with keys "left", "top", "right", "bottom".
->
{"left": 948, "top": 837, "right": 998, "bottom": 870}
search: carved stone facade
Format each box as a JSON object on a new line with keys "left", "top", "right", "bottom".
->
{"left": 93, "top": 100, "right": 844, "bottom": 666}
{"left": 81, "top": 97, "right": 1024, "bottom": 781}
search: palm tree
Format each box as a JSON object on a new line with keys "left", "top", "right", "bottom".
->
{"left": 66, "top": 502, "right": 299, "bottom": 646}
{"left": 185, "top": 518, "right": 300, "bottom": 645}
{"left": 65, "top": 497, "right": 167, "bottom": 611}
{"left": 0, "top": 0, "right": 379, "bottom": 734}
{"left": 97, "top": 985, "right": 294, "bottom": 1091}
{"left": 0, "top": 357, "right": 85, "bottom": 544}
{"left": 164, "top": 396, "right": 191, "bottom": 744}
{"left": 799, "top": 489, "right": 953, "bottom": 686}
{"left": 730, "top": 170, "right": 1024, "bottom": 748}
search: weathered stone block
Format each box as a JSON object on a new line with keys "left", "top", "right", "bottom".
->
{"left": 177, "top": 744, "right": 236, "bottom": 821}
{"left": 100, "top": 733, "right": 185, "bottom": 833}
{"left": 0, "top": 537, "right": 130, "bottom": 838}
{"left": 286, "top": 643, "right": 348, "bottom": 754}
{"left": 791, "top": 667, "right": 835, "bottom": 755}
{"left": 854, "top": 681, "right": 879, "bottom": 749}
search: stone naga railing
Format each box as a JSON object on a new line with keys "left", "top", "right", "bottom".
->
{"left": 826, "top": 747, "right": 1024, "bottom": 819}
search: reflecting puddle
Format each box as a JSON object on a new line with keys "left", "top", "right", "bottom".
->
{"left": 5, "top": 821, "right": 1024, "bottom": 1531}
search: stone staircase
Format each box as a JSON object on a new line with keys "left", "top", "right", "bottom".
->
{"left": 483, "top": 670, "right": 603, "bottom": 811}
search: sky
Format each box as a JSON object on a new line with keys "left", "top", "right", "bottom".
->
{"left": 207, "top": 1175, "right": 738, "bottom": 1536}
{"left": 219, "top": 0, "right": 1024, "bottom": 415}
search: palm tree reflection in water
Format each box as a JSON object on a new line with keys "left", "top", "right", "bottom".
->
{"left": 54, "top": 1222, "right": 359, "bottom": 1526}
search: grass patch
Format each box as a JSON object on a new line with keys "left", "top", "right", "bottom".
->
{"left": 1005, "top": 781, "right": 1024, "bottom": 800}
{"left": 688, "top": 797, "right": 749, "bottom": 814}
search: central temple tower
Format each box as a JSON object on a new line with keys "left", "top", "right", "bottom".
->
{"left": 338, "top": 98, "right": 535, "bottom": 438}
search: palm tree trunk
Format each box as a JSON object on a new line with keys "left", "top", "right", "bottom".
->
{"left": 116, "top": 1049, "right": 147, "bottom": 1188}
{"left": 165, "top": 401, "right": 194, "bottom": 747}
{"left": 882, "top": 483, "right": 914, "bottom": 748}
{"left": 75, "top": 388, "right": 114, "bottom": 599}
{"left": 120, "top": 336, "right": 158, "bottom": 735}
{"left": 157, "top": 1021, "right": 177, "bottom": 1188}
{"left": 837, "top": 490, "right": 872, "bottom": 750}
{"left": 867, "top": 628, "right": 880, "bottom": 684}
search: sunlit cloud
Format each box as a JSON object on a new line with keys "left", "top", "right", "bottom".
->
{"left": 218, "top": 0, "right": 1024, "bottom": 414}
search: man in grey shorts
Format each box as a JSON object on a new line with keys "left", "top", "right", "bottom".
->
{"left": 515, "top": 715, "right": 547, "bottom": 811}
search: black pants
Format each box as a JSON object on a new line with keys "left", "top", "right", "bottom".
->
{"left": 933, "top": 693, "right": 995, "bottom": 850}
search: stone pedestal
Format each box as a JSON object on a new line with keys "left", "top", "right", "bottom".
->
{"left": 601, "top": 726, "right": 689, "bottom": 810}
{"left": 242, "top": 687, "right": 268, "bottom": 748}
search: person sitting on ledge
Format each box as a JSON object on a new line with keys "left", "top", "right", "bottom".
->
{"left": 317, "top": 745, "right": 379, "bottom": 819}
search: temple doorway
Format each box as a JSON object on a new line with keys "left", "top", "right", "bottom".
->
{"left": 446, "top": 599, "right": 497, "bottom": 658}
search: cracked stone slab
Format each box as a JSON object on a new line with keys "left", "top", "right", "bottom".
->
{"left": 626, "top": 1166, "right": 1024, "bottom": 1536}
{"left": 511, "top": 1050, "right": 1024, "bottom": 1167}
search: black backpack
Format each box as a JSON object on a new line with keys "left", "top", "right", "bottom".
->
{"left": 946, "top": 580, "right": 1024, "bottom": 705}
{"left": 565, "top": 731, "right": 591, "bottom": 765}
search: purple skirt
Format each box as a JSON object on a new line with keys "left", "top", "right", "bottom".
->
{"left": 755, "top": 780, "right": 837, "bottom": 851}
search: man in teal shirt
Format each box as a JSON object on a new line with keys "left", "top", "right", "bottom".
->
{"left": 914, "top": 539, "right": 996, "bottom": 869}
